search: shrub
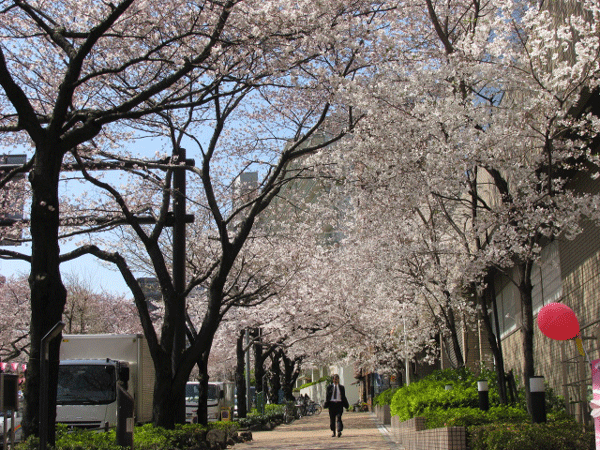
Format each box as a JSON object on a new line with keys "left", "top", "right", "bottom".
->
{"left": 15, "top": 425, "right": 123, "bottom": 450}
{"left": 132, "top": 423, "right": 172, "bottom": 449}
{"left": 423, "top": 405, "right": 530, "bottom": 429}
{"left": 374, "top": 388, "right": 399, "bottom": 406}
{"left": 264, "top": 404, "right": 285, "bottom": 415}
{"left": 387, "top": 367, "right": 584, "bottom": 450}
{"left": 390, "top": 368, "right": 482, "bottom": 420}
{"left": 296, "top": 376, "right": 330, "bottom": 391}
{"left": 390, "top": 367, "right": 565, "bottom": 422}
{"left": 16, "top": 421, "right": 240, "bottom": 450}
{"left": 469, "top": 420, "right": 594, "bottom": 450}
{"left": 236, "top": 404, "right": 285, "bottom": 429}
{"left": 55, "top": 427, "right": 121, "bottom": 450}
{"left": 127, "top": 422, "right": 240, "bottom": 450}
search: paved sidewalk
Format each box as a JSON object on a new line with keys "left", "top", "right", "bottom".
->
{"left": 233, "top": 411, "right": 402, "bottom": 450}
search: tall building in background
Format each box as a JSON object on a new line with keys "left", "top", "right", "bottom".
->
{"left": 0, "top": 154, "right": 27, "bottom": 246}
{"left": 232, "top": 172, "right": 259, "bottom": 207}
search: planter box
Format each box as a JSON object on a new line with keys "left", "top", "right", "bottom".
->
{"left": 381, "top": 405, "right": 391, "bottom": 425}
{"left": 374, "top": 405, "right": 391, "bottom": 425}
{"left": 375, "top": 405, "right": 383, "bottom": 422}
{"left": 390, "top": 416, "right": 466, "bottom": 450}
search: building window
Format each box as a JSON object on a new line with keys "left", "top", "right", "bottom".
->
{"left": 532, "top": 241, "right": 562, "bottom": 315}
{"left": 495, "top": 274, "right": 519, "bottom": 338}
{"left": 494, "top": 241, "right": 562, "bottom": 338}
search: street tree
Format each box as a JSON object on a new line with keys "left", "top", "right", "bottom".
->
{"left": 0, "top": 273, "right": 140, "bottom": 362}
{"left": 0, "top": 0, "right": 245, "bottom": 438}
{"left": 0, "top": 0, "right": 395, "bottom": 436}
{"left": 62, "top": 271, "right": 141, "bottom": 334}
{"left": 0, "top": 275, "right": 30, "bottom": 363}
{"left": 325, "top": 0, "right": 600, "bottom": 413}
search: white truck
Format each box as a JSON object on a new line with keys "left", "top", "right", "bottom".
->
{"left": 56, "top": 334, "right": 155, "bottom": 430}
{"left": 185, "top": 381, "right": 235, "bottom": 423}
{"left": 1, "top": 372, "right": 23, "bottom": 447}
{"left": 0, "top": 410, "right": 22, "bottom": 448}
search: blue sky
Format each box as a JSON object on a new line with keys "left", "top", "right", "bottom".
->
{"left": 1, "top": 136, "right": 169, "bottom": 297}
{"left": 0, "top": 242, "right": 131, "bottom": 296}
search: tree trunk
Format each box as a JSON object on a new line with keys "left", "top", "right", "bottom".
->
{"left": 235, "top": 330, "right": 247, "bottom": 418}
{"left": 442, "top": 294, "right": 465, "bottom": 368}
{"left": 150, "top": 344, "right": 191, "bottom": 428}
{"left": 517, "top": 262, "right": 535, "bottom": 415}
{"left": 281, "top": 353, "right": 302, "bottom": 402}
{"left": 480, "top": 276, "right": 508, "bottom": 404}
{"left": 253, "top": 330, "right": 265, "bottom": 395}
{"left": 195, "top": 351, "right": 210, "bottom": 426}
{"left": 269, "top": 351, "right": 282, "bottom": 404}
{"left": 395, "top": 359, "right": 404, "bottom": 387}
{"left": 152, "top": 369, "right": 181, "bottom": 428}
{"left": 22, "top": 149, "right": 67, "bottom": 445}
{"left": 282, "top": 355, "right": 295, "bottom": 401}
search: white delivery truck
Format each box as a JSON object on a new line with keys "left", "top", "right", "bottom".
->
{"left": 185, "top": 381, "right": 235, "bottom": 423}
{"left": 0, "top": 410, "right": 22, "bottom": 447}
{"left": 56, "top": 334, "right": 155, "bottom": 430}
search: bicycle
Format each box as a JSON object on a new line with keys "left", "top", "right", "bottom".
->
{"left": 305, "top": 402, "right": 322, "bottom": 415}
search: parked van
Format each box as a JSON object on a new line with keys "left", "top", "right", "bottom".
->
{"left": 185, "top": 381, "right": 234, "bottom": 422}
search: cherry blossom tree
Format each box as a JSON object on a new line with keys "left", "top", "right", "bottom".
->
{"left": 201, "top": 185, "right": 350, "bottom": 405}
{"left": 2, "top": 1, "right": 596, "bottom": 437}
{"left": 0, "top": 275, "right": 30, "bottom": 363}
{"left": 207, "top": 0, "right": 600, "bottom": 413}
{"left": 0, "top": 273, "right": 139, "bottom": 363}
{"left": 62, "top": 272, "right": 141, "bottom": 334}
{"left": 204, "top": 178, "right": 347, "bottom": 406}
{"left": 0, "top": 0, "right": 395, "bottom": 436}
{"left": 0, "top": 0, "right": 242, "bottom": 437}
{"left": 323, "top": 0, "right": 600, "bottom": 413}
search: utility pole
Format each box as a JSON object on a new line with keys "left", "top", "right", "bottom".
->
{"left": 172, "top": 147, "right": 187, "bottom": 423}
{"left": 0, "top": 154, "right": 195, "bottom": 427}
{"left": 245, "top": 329, "right": 251, "bottom": 413}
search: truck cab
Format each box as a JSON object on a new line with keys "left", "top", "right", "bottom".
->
{"left": 56, "top": 334, "right": 154, "bottom": 430}
{"left": 56, "top": 359, "right": 128, "bottom": 430}
{"left": 0, "top": 408, "right": 22, "bottom": 447}
{"left": 185, "top": 381, "right": 234, "bottom": 423}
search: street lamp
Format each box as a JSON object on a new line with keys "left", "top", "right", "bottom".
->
{"left": 402, "top": 306, "right": 410, "bottom": 386}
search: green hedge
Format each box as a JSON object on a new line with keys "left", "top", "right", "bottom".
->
{"left": 373, "top": 387, "right": 399, "bottom": 406}
{"left": 386, "top": 368, "right": 592, "bottom": 450}
{"left": 16, "top": 421, "right": 240, "bottom": 450}
{"left": 389, "top": 367, "right": 565, "bottom": 422}
{"left": 390, "top": 368, "right": 486, "bottom": 421}
{"left": 296, "top": 376, "right": 330, "bottom": 391}
{"left": 423, "top": 405, "right": 530, "bottom": 429}
{"left": 236, "top": 403, "right": 285, "bottom": 429}
{"left": 133, "top": 422, "right": 234, "bottom": 450}
{"left": 469, "top": 420, "right": 594, "bottom": 450}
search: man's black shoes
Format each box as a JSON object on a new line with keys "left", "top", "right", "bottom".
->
{"left": 338, "top": 432, "right": 342, "bottom": 437}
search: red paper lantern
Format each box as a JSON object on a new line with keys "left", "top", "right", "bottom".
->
{"left": 537, "top": 303, "right": 580, "bottom": 341}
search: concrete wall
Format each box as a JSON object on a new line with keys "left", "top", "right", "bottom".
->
{"left": 300, "top": 381, "right": 328, "bottom": 405}
{"left": 337, "top": 365, "right": 360, "bottom": 406}
{"left": 299, "top": 364, "right": 360, "bottom": 406}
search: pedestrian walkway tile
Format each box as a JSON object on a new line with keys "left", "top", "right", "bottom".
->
{"left": 233, "top": 411, "right": 402, "bottom": 450}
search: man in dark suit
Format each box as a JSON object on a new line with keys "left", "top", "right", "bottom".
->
{"left": 323, "top": 374, "right": 349, "bottom": 437}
